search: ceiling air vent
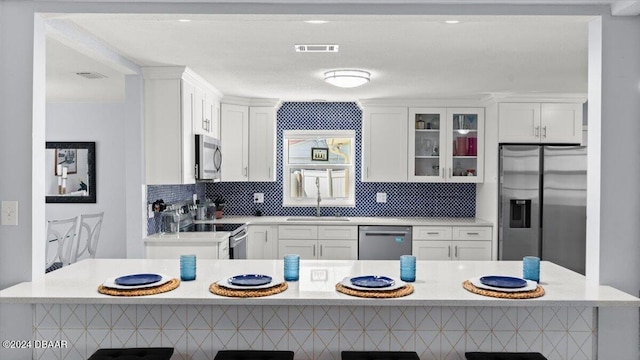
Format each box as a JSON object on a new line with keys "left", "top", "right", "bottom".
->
{"left": 76, "top": 72, "right": 107, "bottom": 79}
{"left": 295, "top": 44, "right": 339, "bottom": 53}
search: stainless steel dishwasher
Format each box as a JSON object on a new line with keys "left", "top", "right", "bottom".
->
{"left": 358, "top": 226, "right": 412, "bottom": 260}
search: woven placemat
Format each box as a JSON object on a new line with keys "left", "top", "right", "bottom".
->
{"left": 98, "top": 278, "right": 180, "bottom": 296}
{"left": 335, "top": 283, "right": 414, "bottom": 298}
{"left": 209, "top": 282, "right": 288, "bottom": 297}
{"left": 462, "top": 280, "right": 545, "bottom": 299}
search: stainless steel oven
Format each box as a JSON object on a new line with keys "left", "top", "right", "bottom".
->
{"left": 228, "top": 225, "right": 248, "bottom": 259}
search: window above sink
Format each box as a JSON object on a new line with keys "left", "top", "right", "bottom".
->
{"left": 282, "top": 130, "right": 355, "bottom": 208}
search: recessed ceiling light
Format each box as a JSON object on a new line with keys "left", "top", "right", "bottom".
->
{"left": 178, "top": 19, "right": 192, "bottom": 23}
{"left": 324, "top": 69, "right": 370, "bottom": 88}
{"left": 445, "top": 20, "right": 460, "bottom": 24}
{"left": 304, "top": 20, "right": 328, "bottom": 24}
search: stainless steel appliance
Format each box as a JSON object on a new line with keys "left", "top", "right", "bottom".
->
{"left": 499, "top": 145, "right": 587, "bottom": 274}
{"left": 228, "top": 225, "right": 248, "bottom": 260}
{"left": 195, "top": 134, "right": 222, "bottom": 181}
{"left": 358, "top": 226, "right": 412, "bottom": 260}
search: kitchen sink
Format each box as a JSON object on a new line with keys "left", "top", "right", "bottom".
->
{"left": 286, "top": 217, "right": 350, "bottom": 222}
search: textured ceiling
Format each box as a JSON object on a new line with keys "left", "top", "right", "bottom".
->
{"left": 45, "top": 14, "right": 591, "bottom": 102}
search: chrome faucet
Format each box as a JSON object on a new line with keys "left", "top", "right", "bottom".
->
{"left": 315, "top": 177, "right": 321, "bottom": 217}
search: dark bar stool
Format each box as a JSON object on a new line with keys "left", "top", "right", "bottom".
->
{"left": 88, "top": 347, "right": 174, "bottom": 360}
{"left": 465, "top": 352, "right": 548, "bottom": 360}
{"left": 341, "top": 351, "right": 420, "bottom": 360}
{"left": 214, "top": 350, "right": 295, "bottom": 360}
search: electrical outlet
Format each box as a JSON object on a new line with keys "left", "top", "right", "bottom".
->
{"left": 311, "top": 269, "right": 327, "bottom": 281}
{"left": 376, "top": 192, "right": 387, "bottom": 203}
{"left": 253, "top": 193, "right": 264, "bottom": 203}
{"left": 1, "top": 201, "right": 18, "bottom": 226}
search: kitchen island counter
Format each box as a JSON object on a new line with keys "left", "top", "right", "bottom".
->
{"left": 2, "top": 259, "right": 638, "bottom": 360}
{"left": 1, "top": 259, "right": 637, "bottom": 307}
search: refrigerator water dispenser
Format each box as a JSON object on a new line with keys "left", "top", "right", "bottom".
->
{"left": 510, "top": 199, "right": 531, "bottom": 228}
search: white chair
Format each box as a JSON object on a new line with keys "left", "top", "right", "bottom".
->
{"left": 72, "top": 212, "right": 104, "bottom": 263}
{"left": 45, "top": 216, "right": 79, "bottom": 272}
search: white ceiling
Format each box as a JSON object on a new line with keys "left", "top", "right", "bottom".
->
{"left": 45, "top": 13, "right": 593, "bottom": 102}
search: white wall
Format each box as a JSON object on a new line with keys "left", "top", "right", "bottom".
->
{"left": 46, "top": 102, "right": 128, "bottom": 259}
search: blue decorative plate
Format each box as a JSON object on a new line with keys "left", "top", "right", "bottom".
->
{"left": 479, "top": 275, "right": 527, "bottom": 289}
{"left": 114, "top": 274, "right": 163, "bottom": 287}
{"left": 228, "top": 274, "right": 273, "bottom": 287}
{"left": 350, "top": 275, "right": 395, "bottom": 288}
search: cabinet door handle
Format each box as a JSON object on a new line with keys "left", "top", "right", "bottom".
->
{"left": 449, "top": 167, "right": 452, "bottom": 178}
{"left": 268, "top": 166, "right": 271, "bottom": 178}
{"left": 441, "top": 168, "right": 443, "bottom": 177}
{"left": 427, "top": 232, "right": 439, "bottom": 235}
{"left": 313, "top": 244, "right": 316, "bottom": 257}
{"left": 542, "top": 126, "right": 547, "bottom": 138}
{"left": 454, "top": 245, "right": 458, "bottom": 258}
{"left": 467, "top": 232, "right": 479, "bottom": 235}
{"left": 320, "top": 244, "right": 323, "bottom": 257}
{"left": 366, "top": 167, "right": 369, "bottom": 178}
{"left": 243, "top": 167, "right": 248, "bottom": 177}
{"left": 535, "top": 126, "right": 540, "bottom": 137}
{"left": 448, "top": 245, "right": 451, "bottom": 258}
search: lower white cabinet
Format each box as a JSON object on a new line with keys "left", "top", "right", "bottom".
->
{"left": 277, "top": 225, "right": 358, "bottom": 260}
{"left": 247, "top": 225, "right": 277, "bottom": 259}
{"left": 412, "top": 226, "right": 491, "bottom": 260}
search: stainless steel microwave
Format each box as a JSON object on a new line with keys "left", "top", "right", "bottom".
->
{"left": 195, "top": 134, "right": 222, "bottom": 181}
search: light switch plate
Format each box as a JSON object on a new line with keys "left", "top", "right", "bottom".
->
{"left": 311, "top": 269, "right": 327, "bottom": 281}
{"left": 253, "top": 193, "right": 264, "bottom": 203}
{"left": 376, "top": 192, "right": 387, "bottom": 203}
{"left": 1, "top": 201, "right": 18, "bottom": 226}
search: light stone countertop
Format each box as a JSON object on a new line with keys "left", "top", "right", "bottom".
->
{"left": 145, "top": 231, "right": 230, "bottom": 243}
{"left": 193, "top": 216, "right": 493, "bottom": 226}
{"left": 1, "top": 259, "right": 638, "bottom": 307}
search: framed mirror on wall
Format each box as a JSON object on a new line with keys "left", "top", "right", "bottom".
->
{"left": 45, "top": 141, "right": 96, "bottom": 203}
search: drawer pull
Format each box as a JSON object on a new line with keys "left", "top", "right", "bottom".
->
{"left": 454, "top": 245, "right": 458, "bottom": 258}
{"left": 466, "top": 232, "right": 480, "bottom": 235}
{"left": 427, "top": 232, "right": 440, "bottom": 235}
{"left": 448, "top": 245, "right": 451, "bottom": 258}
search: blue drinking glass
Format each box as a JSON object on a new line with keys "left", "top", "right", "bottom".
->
{"left": 523, "top": 256, "right": 540, "bottom": 282}
{"left": 400, "top": 255, "right": 416, "bottom": 282}
{"left": 283, "top": 254, "right": 300, "bottom": 281}
{"left": 180, "top": 254, "right": 197, "bottom": 281}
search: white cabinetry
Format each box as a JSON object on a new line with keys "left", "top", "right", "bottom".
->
{"left": 498, "top": 102, "right": 583, "bottom": 144}
{"left": 277, "top": 225, "right": 358, "bottom": 260}
{"left": 143, "top": 66, "right": 221, "bottom": 185}
{"left": 408, "top": 107, "right": 484, "bottom": 183}
{"left": 145, "top": 235, "right": 230, "bottom": 260}
{"left": 220, "top": 103, "right": 276, "bottom": 182}
{"left": 247, "top": 225, "right": 277, "bottom": 259}
{"left": 362, "top": 107, "right": 408, "bottom": 182}
{"left": 193, "top": 85, "right": 221, "bottom": 138}
{"left": 412, "top": 226, "right": 491, "bottom": 260}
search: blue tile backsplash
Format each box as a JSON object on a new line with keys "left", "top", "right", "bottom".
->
{"left": 147, "top": 101, "right": 475, "bottom": 235}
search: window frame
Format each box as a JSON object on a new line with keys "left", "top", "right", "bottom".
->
{"left": 282, "top": 130, "right": 356, "bottom": 207}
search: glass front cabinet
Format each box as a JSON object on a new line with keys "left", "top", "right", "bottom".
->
{"left": 408, "top": 107, "right": 484, "bottom": 183}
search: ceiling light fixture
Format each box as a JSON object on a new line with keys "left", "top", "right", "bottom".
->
{"left": 324, "top": 70, "right": 371, "bottom": 88}
{"left": 178, "top": 19, "right": 192, "bottom": 23}
{"left": 445, "top": 20, "right": 460, "bottom": 24}
{"left": 304, "top": 20, "right": 328, "bottom": 24}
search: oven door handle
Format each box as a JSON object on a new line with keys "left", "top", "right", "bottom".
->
{"left": 230, "top": 233, "right": 248, "bottom": 245}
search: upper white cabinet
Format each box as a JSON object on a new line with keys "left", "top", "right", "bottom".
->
{"left": 193, "top": 85, "right": 221, "bottom": 138}
{"left": 220, "top": 102, "right": 276, "bottom": 182}
{"left": 362, "top": 107, "right": 408, "bottom": 182}
{"left": 143, "top": 66, "right": 221, "bottom": 185}
{"left": 220, "top": 104, "right": 249, "bottom": 181}
{"left": 498, "top": 102, "right": 583, "bottom": 144}
{"left": 408, "top": 107, "right": 485, "bottom": 183}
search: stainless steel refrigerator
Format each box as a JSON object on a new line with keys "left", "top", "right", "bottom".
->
{"left": 498, "top": 145, "right": 587, "bottom": 274}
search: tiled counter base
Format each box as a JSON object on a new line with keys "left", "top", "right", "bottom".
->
{"left": 33, "top": 304, "right": 594, "bottom": 360}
